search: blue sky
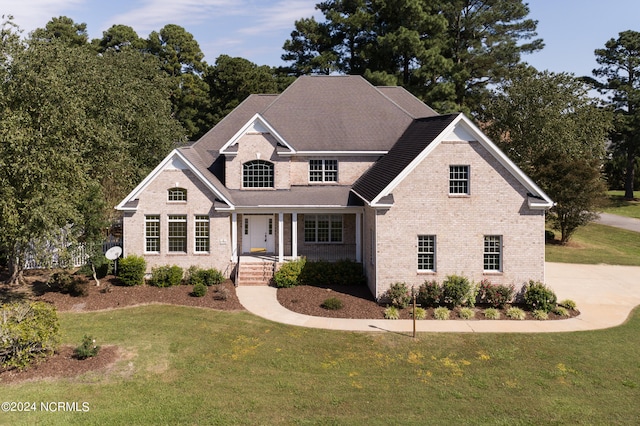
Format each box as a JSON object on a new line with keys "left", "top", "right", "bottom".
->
{"left": 2, "top": 0, "right": 639, "bottom": 78}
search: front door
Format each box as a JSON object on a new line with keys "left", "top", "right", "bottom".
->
{"left": 242, "top": 215, "right": 275, "bottom": 254}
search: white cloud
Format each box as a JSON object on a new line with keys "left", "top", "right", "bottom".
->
{"left": 239, "top": 0, "right": 318, "bottom": 35}
{"left": 0, "top": 0, "right": 85, "bottom": 34}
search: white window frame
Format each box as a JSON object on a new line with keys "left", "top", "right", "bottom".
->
{"left": 309, "top": 159, "right": 338, "bottom": 182}
{"left": 168, "top": 187, "right": 187, "bottom": 202}
{"left": 483, "top": 235, "right": 502, "bottom": 272}
{"left": 145, "top": 215, "right": 160, "bottom": 253}
{"left": 304, "top": 214, "right": 343, "bottom": 243}
{"left": 243, "top": 160, "right": 274, "bottom": 188}
{"left": 449, "top": 165, "right": 470, "bottom": 195}
{"left": 194, "top": 215, "right": 210, "bottom": 253}
{"left": 417, "top": 235, "right": 436, "bottom": 271}
{"left": 168, "top": 215, "right": 187, "bottom": 253}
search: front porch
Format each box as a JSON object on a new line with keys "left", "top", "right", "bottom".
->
{"left": 230, "top": 212, "right": 363, "bottom": 263}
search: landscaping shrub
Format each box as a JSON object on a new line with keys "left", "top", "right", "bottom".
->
{"left": 383, "top": 306, "right": 400, "bottom": 319}
{"left": 274, "top": 257, "right": 306, "bottom": 288}
{"left": 212, "top": 286, "right": 230, "bottom": 301}
{"left": 483, "top": 308, "right": 501, "bottom": 320}
{"left": 433, "top": 306, "right": 451, "bottom": 320}
{"left": 532, "top": 309, "right": 549, "bottom": 320}
{"left": 299, "top": 259, "right": 365, "bottom": 286}
{"left": 476, "top": 279, "right": 515, "bottom": 308}
{"left": 0, "top": 301, "right": 60, "bottom": 370}
{"left": 459, "top": 307, "right": 475, "bottom": 320}
{"left": 74, "top": 335, "right": 100, "bottom": 360}
{"left": 559, "top": 299, "right": 577, "bottom": 310}
{"left": 191, "top": 282, "right": 207, "bottom": 297}
{"left": 47, "top": 270, "right": 88, "bottom": 297}
{"left": 187, "top": 266, "right": 225, "bottom": 286}
{"left": 506, "top": 307, "right": 526, "bottom": 320}
{"left": 523, "top": 280, "right": 557, "bottom": 313}
{"left": 417, "top": 280, "right": 442, "bottom": 307}
{"left": 442, "top": 275, "right": 471, "bottom": 307}
{"left": 382, "top": 282, "right": 411, "bottom": 309}
{"left": 117, "top": 255, "right": 146, "bottom": 286}
{"left": 410, "top": 307, "right": 427, "bottom": 320}
{"left": 321, "top": 297, "right": 343, "bottom": 310}
{"left": 150, "top": 265, "right": 183, "bottom": 287}
{"left": 553, "top": 306, "right": 570, "bottom": 317}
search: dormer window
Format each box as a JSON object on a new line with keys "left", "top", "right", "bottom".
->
{"left": 243, "top": 160, "right": 274, "bottom": 188}
{"left": 168, "top": 187, "right": 187, "bottom": 202}
{"left": 309, "top": 159, "right": 338, "bottom": 182}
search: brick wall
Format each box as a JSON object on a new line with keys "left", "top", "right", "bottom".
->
{"left": 372, "top": 140, "right": 546, "bottom": 299}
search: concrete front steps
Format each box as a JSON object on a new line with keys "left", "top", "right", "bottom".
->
{"left": 236, "top": 261, "right": 275, "bottom": 286}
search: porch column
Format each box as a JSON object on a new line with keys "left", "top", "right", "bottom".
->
{"left": 231, "top": 213, "right": 238, "bottom": 262}
{"left": 291, "top": 213, "right": 298, "bottom": 259}
{"left": 355, "top": 212, "right": 362, "bottom": 263}
{"left": 278, "top": 212, "right": 284, "bottom": 262}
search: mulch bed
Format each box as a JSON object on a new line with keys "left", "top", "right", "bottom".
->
{"left": 0, "top": 269, "right": 578, "bottom": 383}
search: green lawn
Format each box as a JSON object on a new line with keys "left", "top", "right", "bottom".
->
{"left": 546, "top": 223, "right": 640, "bottom": 266}
{"left": 603, "top": 190, "right": 640, "bottom": 219}
{"left": 3, "top": 304, "right": 640, "bottom": 425}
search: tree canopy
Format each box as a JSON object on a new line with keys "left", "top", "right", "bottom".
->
{"left": 281, "top": 0, "right": 543, "bottom": 115}
{"left": 592, "top": 30, "right": 640, "bottom": 199}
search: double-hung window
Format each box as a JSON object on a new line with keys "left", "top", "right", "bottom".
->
{"left": 304, "top": 214, "right": 343, "bottom": 243}
{"left": 449, "top": 165, "right": 469, "bottom": 195}
{"left": 483, "top": 235, "right": 502, "bottom": 271}
{"left": 195, "top": 215, "right": 210, "bottom": 253}
{"left": 417, "top": 235, "right": 436, "bottom": 271}
{"left": 168, "top": 215, "right": 187, "bottom": 253}
{"left": 145, "top": 215, "right": 160, "bottom": 253}
{"left": 309, "top": 159, "right": 338, "bottom": 182}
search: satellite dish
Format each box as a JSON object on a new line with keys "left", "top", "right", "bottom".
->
{"left": 105, "top": 246, "right": 122, "bottom": 260}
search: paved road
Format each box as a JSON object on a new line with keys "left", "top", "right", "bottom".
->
{"left": 596, "top": 212, "right": 640, "bottom": 232}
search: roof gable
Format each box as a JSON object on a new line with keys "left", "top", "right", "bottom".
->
{"left": 115, "top": 149, "right": 234, "bottom": 211}
{"left": 219, "top": 113, "right": 295, "bottom": 155}
{"left": 352, "top": 114, "right": 553, "bottom": 209}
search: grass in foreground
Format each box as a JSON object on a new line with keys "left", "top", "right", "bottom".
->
{"left": 545, "top": 223, "right": 640, "bottom": 266}
{"left": 603, "top": 190, "right": 640, "bottom": 219}
{"left": 3, "top": 305, "right": 640, "bottom": 425}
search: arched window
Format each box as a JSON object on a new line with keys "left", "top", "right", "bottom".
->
{"left": 243, "top": 160, "right": 274, "bottom": 188}
{"left": 168, "top": 187, "right": 187, "bottom": 201}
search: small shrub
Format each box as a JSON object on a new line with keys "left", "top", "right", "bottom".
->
{"left": 274, "top": 257, "right": 306, "bottom": 288}
{"left": 118, "top": 255, "right": 146, "bottom": 286}
{"left": 0, "top": 302, "right": 60, "bottom": 370}
{"left": 383, "top": 282, "right": 411, "bottom": 309}
{"left": 74, "top": 335, "right": 100, "bottom": 360}
{"left": 433, "top": 306, "right": 451, "bottom": 320}
{"left": 506, "top": 307, "right": 526, "bottom": 320}
{"left": 484, "top": 308, "right": 501, "bottom": 320}
{"left": 150, "top": 265, "right": 183, "bottom": 287}
{"left": 442, "top": 275, "right": 471, "bottom": 307}
{"left": 553, "top": 306, "right": 570, "bottom": 317}
{"left": 47, "top": 271, "right": 88, "bottom": 297}
{"left": 476, "top": 279, "right": 515, "bottom": 308}
{"left": 321, "top": 297, "right": 344, "bottom": 310}
{"left": 188, "top": 266, "right": 225, "bottom": 286}
{"left": 212, "top": 286, "right": 229, "bottom": 301}
{"left": 417, "top": 280, "right": 442, "bottom": 307}
{"left": 532, "top": 309, "right": 549, "bottom": 320}
{"left": 459, "top": 307, "right": 475, "bottom": 320}
{"left": 384, "top": 306, "right": 400, "bottom": 319}
{"left": 191, "top": 282, "right": 207, "bottom": 297}
{"left": 523, "top": 280, "right": 557, "bottom": 313}
{"left": 410, "top": 307, "right": 427, "bottom": 320}
{"left": 559, "top": 299, "right": 577, "bottom": 310}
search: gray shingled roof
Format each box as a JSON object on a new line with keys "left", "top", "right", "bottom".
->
{"left": 352, "top": 114, "right": 460, "bottom": 204}
{"left": 228, "top": 186, "right": 363, "bottom": 208}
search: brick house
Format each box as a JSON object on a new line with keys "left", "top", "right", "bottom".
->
{"left": 116, "top": 75, "right": 552, "bottom": 299}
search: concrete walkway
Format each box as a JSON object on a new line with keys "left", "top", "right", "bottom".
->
{"left": 236, "top": 263, "right": 640, "bottom": 333}
{"left": 596, "top": 212, "right": 640, "bottom": 232}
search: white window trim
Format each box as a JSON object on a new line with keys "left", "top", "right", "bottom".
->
{"left": 449, "top": 165, "right": 470, "bottom": 196}
{"left": 168, "top": 187, "right": 187, "bottom": 202}
{"left": 417, "top": 235, "right": 436, "bottom": 272}
{"left": 309, "top": 159, "right": 338, "bottom": 183}
{"left": 168, "top": 215, "right": 187, "bottom": 253}
{"left": 194, "top": 215, "right": 210, "bottom": 253}
{"left": 144, "top": 215, "right": 160, "bottom": 253}
{"left": 304, "top": 214, "right": 343, "bottom": 243}
{"left": 483, "top": 235, "right": 502, "bottom": 272}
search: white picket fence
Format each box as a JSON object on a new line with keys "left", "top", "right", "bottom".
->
{"left": 23, "top": 237, "right": 122, "bottom": 270}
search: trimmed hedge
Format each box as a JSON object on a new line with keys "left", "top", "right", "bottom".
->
{"left": 150, "top": 265, "right": 183, "bottom": 287}
{"left": 118, "top": 255, "right": 146, "bottom": 286}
